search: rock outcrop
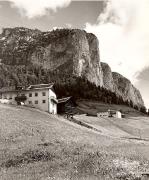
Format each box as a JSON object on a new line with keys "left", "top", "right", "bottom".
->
{"left": 101, "top": 62, "right": 114, "bottom": 92}
{"left": 0, "top": 28, "right": 103, "bottom": 86}
{"left": 101, "top": 62, "right": 144, "bottom": 107}
{"left": 112, "top": 72, "right": 144, "bottom": 107}
{"left": 0, "top": 27, "right": 144, "bottom": 107}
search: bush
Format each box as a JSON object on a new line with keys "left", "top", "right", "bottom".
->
{"left": 15, "top": 95, "right": 27, "bottom": 104}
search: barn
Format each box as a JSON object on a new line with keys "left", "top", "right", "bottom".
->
{"left": 57, "top": 96, "right": 76, "bottom": 114}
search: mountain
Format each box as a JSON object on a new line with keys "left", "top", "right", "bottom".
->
{"left": 0, "top": 27, "right": 103, "bottom": 86}
{"left": 101, "top": 63, "right": 144, "bottom": 107}
{"left": 101, "top": 62, "right": 114, "bottom": 92}
{"left": 112, "top": 72, "right": 144, "bottom": 107}
{"left": 0, "top": 27, "right": 144, "bottom": 108}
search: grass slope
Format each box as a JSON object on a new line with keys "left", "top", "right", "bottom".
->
{"left": 76, "top": 99, "right": 145, "bottom": 117}
{"left": 74, "top": 114, "right": 149, "bottom": 139}
{"left": 0, "top": 103, "right": 149, "bottom": 180}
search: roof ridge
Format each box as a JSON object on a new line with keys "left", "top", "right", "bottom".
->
{"left": 58, "top": 96, "right": 71, "bottom": 100}
{"left": 27, "top": 83, "right": 54, "bottom": 90}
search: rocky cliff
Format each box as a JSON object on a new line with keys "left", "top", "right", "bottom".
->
{"left": 101, "top": 62, "right": 144, "bottom": 107}
{"left": 101, "top": 62, "right": 114, "bottom": 92}
{"left": 0, "top": 27, "right": 144, "bottom": 107}
{"left": 0, "top": 27, "right": 103, "bottom": 86}
{"left": 112, "top": 72, "right": 144, "bottom": 107}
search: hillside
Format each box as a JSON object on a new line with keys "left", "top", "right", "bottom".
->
{"left": 0, "top": 103, "right": 149, "bottom": 180}
{"left": 75, "top": 100, "right": 149, "bottom": 139}
{"left": 0, "top": 27, "right": 144, "bottom": 109}
{"left": 76, "top": 99, "right": 146, "bottom": 117}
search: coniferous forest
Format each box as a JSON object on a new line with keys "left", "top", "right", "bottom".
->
{"left": 0, "top": 64, "right": 147, "bottom": 114}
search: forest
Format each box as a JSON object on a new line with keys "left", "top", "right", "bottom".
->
{"left": 0, "top": 63, "right": 147, "bottom": 114}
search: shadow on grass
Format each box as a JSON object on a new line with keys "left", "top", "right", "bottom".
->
{"left": 1, "top": 144, "right": 149, "bottom": 180}
{"left": 66, "top": 116, "right": 101, "bottom": 133}
{"left": 1, "top": 150, "right": 55, "bottom": 168}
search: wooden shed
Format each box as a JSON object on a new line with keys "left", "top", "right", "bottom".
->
{"left": 57, "top": 96, "right": 76, "bottom": 114}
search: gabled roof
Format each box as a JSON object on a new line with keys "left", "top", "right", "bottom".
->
{"left": 0, "top": 83, "right": 54, "bottom": 93}
{"left": 58, "top": 97, "right": 72, "bottom": 104}
{"left": 27, "top": 83, "right": 54, "bottom": 90}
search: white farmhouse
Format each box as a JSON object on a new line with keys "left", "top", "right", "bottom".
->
{"left": 97, "top": 109, "right": 122, "bottom": 118}
{"left": 108, "top": 109, "right": 122, "bottom": 118}
{"left": 0, "top": 83, "right": 58, "bottom": 114}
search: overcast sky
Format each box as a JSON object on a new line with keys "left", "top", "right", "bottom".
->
{"left": 0, "top": 0, "right": 149, "bottom": 108}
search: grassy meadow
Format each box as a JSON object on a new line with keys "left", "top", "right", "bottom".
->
{"left": 0, "top": 103, "right": 149, "bottom": 180}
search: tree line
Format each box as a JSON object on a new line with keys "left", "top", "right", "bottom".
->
{"left": 0, "top": 63, "right": 148, "bottom": 114}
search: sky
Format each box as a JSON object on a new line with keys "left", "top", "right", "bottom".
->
{"left": 0, "top": 0, "right": 149, "bottom": 108}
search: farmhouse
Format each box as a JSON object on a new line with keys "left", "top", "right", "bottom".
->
{"left": 0, "top": 83, "right": 57, "bottom": 114}
{"left": 97, "top": 109, "right": 122, "bottom": 118}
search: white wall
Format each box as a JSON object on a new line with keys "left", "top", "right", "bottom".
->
{"left": 1, "top": 89, "right": 49, "bottom": 111}
{"left": 0, "top": 88, "right": 58, "bottom": 114}
{"left": 25, "top": 89, "right": 49, "bottom": 112}
{"left": 116, "top": 111, "right": 122, "bottom": 118}
{"left": 48, "top": 89, "right": 57, "bottom": 114}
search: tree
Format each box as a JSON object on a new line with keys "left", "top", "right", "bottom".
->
{"left": 15, "top": 94, "right": 27, "bottom": 105}
{"left": 129, "top": 100, "right": 134, "bottom": 108}
{"left": 134, "top": 105, "right": 139, "bottom": 111}
{"left": 140, "top": 106, "right": 147, "bottom": 114}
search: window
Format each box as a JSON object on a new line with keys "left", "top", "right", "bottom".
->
{"left": 35, "top": 92, "right": 38, "bottom": 97}
{"left": 29, "top": 101, "right": 32, "bottom": 104}
{"left": 42, "top": 100, "right": 46, "bottom": 103}
{"left": 35, "top": 100, "right": 38, "bottom": 104}
{"left": 29, "top": 93, "right": 32, "bottom": 97}
{"left": 42, "top": 92, "right": 46, "bottom": 96}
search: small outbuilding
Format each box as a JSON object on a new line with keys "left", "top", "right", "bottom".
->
{"left": 97, "top": 109, "right": 122, "bottom": 118}
{"left": 108, "top": 109, "right": 122, "bottom": 118}
{"left": 57, "top": 96, "right": 76, "bottom": 114}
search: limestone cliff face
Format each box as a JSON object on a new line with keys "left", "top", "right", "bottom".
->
{"left": 112, "top": 72, "right": 144, "bottom": 107}
{"left": 72, "top": 31, "right": 103, "bottom": 86}
{"left": 0, "top": 28, "right": 103, "bottom": 86}
{"left": 86, "top": 33, "right": 103, "bottom": 86}
{"left": 0, "top": 27, "right": 41, "bottom": 65}
{"left": 30, "top": 30, "right": 103, "bottom": 86}
{"left": 101, "top": 63, "right": 144, "bottom": 107}
{"left": 0, "top": 27, "right": 144, "bottom": 107}
{"left": 101, "top": 62, "right": 114, "bottom": 92}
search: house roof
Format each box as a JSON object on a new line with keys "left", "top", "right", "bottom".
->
{"left": 27, "top": 83, "right": 54, "bottom": 90}
{"left": 51, "top": 96, "right": 58, "bottom": 104}
{"left": 0, "top": 83, "right": 54, "bottom": 93}
{"left": 58, "top": 97, "right": 72, "bottom": 104}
